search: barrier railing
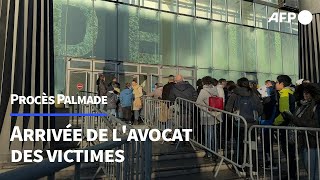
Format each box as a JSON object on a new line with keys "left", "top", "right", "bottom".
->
{"left": 143, "top": 97, "right": 249, "bottom": 177}
{"left": 248, "top": 125, "right": 320, "bottom": 180}
{"left": 0, "top": 136, "right": 152, "bottom": 180}
{"left": 0, "top": 92, "right": 152, "bottom": 180}
{"left": 143, "top": 97, "right": 176, "bottom": 131}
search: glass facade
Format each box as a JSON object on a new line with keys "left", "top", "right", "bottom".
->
{"left": 53, "top": 0, "right": 298, "bottom": 93}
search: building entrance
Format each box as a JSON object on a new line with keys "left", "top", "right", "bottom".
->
{"left": 66, "top": 57, "right": 196, "bottom": 96}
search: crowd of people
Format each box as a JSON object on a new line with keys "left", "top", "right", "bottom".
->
{"left": 97, "top": 73, "right": 320, "bottom": 179}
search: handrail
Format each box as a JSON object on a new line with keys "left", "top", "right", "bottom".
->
{"left": 0, "top": 137, "right": 128, "bottom": 180}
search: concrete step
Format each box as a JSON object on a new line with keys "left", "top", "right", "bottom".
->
{"left": 159, "top": 170, "right": 243, "bottom": 180}
{"left": 153, "top": 150, "right": 206, "bottom": 161}
{"left": 152, "top": 156, "right": 233, "bottom": 179}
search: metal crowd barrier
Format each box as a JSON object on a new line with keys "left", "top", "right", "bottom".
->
{"left": 0, "top": 92, "right": 153, "bottom": 180}
{"left": 248, "top": 125, "right": 320, "bottom": 180}
{"left": 143, "top": 97, "right": 176, "bottom": 131}
{"left": 143, "top": 97, "right": 249, "bottom": 177}
{"left": 0, "top": 136, "right": 152, "bottom": 180}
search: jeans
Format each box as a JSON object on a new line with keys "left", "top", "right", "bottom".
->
{"left": 134, "top": 110, "right": 140, "bottom": 120}
{"left": 122, "top": 106, "right": 132, "bottom": 122}
{"left": 107, "top": 109, "right": 117, "bottom": 117}
{"left": 280, "top": 130, "right": 297, "bottom": 180}
{"left": 203, "top": 125, "right": 218, "bottom": 152}
{"left": 303, "top": 148, "right": 319, "bottom": 180}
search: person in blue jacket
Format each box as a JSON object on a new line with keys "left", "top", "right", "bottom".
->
{"left": 120, "top": 83, "right": 133, "bottom": 123}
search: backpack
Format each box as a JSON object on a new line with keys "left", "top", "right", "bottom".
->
{"left": 204, "top": 90, "right": 224, "bottom": 110}
{"left": 234, "top": 95, "right": 257, "bottom": 123}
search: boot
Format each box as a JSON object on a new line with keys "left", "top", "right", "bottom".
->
{"left": 134, "top": 120, "right": 139, "bottom": 125}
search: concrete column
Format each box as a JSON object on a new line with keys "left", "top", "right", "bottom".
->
{"left": 300, "top": 0, "right": 320, "bottom": 14}
{"left": 298, "top": 0, "right": 320, "bottom": 83}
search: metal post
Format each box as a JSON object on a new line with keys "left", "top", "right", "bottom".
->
{"left": 144, "top": 137, "right": 152, "bottom": 180}
{"left": 74, "top": 163, "right": 81, "bottom": 180}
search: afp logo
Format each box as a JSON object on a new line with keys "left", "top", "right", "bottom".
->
{"left": 268, "top": 10, "right": 313, "bottom": 25}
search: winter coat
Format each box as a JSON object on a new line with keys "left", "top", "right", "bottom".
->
{"left": 225, "top": 87, "right": 263, "bottom": 121}
{"left": 132, "top": 85, "right": 143, "bottom": 110}
{"left": 273, "top": 87, "right": 295, "bottom": 126}
{"left": 162, "top": 82, "right": 175, "bottom": 100}
{"left": 168, "top": 81, "right": 198, "bottom": 102}
{"left": 216, "top": 84, "right": 225, "bottom": 103}
{"left": 196, "top": 85, "right": 222, "bottom": 125}
{"left": 120, "top": 88, "right": 133, "bottom": 108}
{"left": 260, "top": 87, "right": 277, "bottom": 125}
{"left": 106, "top": 91, "right": 118, "bottom": 109}
{"left": 292, "top": 100, "right": 320, "bottom": 148}
{"left": 98, "top": 80, "right": 108, "bottom": 96}
{"left": 148, "top": 87, "right": 163, "bottom": 99}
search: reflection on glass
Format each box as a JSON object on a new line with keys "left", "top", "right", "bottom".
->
{"left": 196, "top": 0, "right": 210, "bottom": 18}
{"left": 177, "top": 16, "right": 195, "bottom": 67}
{"left": 255, "top": 4, "right": 267, "bottom": 28}
{"left": 280, "top": 10, "right": 291, "bottom": 33}
{"left": 178, "top": 0, "right": 195, "bottom": 15}
{"left": 196, "top": 19, "right": 212, "bottom": 68}
{"left": 242, "top": 1, "right": 254, "bottom": 26}
{"left": 141, "top": 66, "right": 159, "bottom": 74}
{"left": 243, "top": 27, "right": 256, "bottom": 72}
{"left": 160, "top": 12, "right": 176, "bottom": 66}
{"left": 197, "top": 69, "right": 212, "bottom": 79}
{"left": 256, "top": 29, "right": 270, "bottom": 73}
{"left": 227, "top": 0, "right": 241, "bottom": 24}
{"left": 292, "top": 35, "right": 299, "bottom": 76}
{"left": 228, "top": 24, "right": 243, "bottom": 71}
{"left": 267, "top": 7, "right": 279, "bottom": 31}
{"left": 213, "top": 70, "right": 228, "bottom": 80}
{"left": 118, "top": 64, "right": 138, "bottom": 72}
{"left": 142, "top": 0, "right": 159, "bottom": 9}
{"left": 94, "top": 1, "right": 117, "bottom": 60}
{"left": 269, "top": 32, "right": 282, "bottom": 74}
{"left": 212, "top": 21, "right": 228, "bottom": 69}
{"left": 118, "top": 5, "right": 139, "bottom": 62}
{"left": 119, "top": 0, "right": 139, "bottom": 6}
{"left": 291, "top": 15, "right": 298, "bottom": 34}
{"left": 257, "top": 73, "right": 271, "bottom": 86}
{"left": 281, "top": 33, "right": 294, "bottom": 75}
{"left": 212, "top": 0, "right": 226, "bottom": 21}
{"left": 229, "top": 71, "right": 244, "bottom": 82}
{"left": 161, "top": 0, "right": 177, "bottom": 12}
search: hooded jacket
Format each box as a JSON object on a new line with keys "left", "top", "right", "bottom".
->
{"left": 106, "top": 91, "right": 118, "bottom": 109}
{"left": 97, "top": 79, "right": 108, "bottom": 96}
{"left": 168, "top": 81, "right": 198, "bottom": 102}
{"left": 273, "top": 87, "right": 295, "bottom": 126}
{"left": 225, "top": 87, "right": 263, "bottom": 118}
{"left": 120, "top": 88, "right": 133, "bottom": 107}
{"left": 162, "top": 82, "right": 175, "bottom": 100}
{"left": 196, "top": 85, "right": 222, "bottom": 125}
{"left": 292, "top": 100, "right": 320, "bottom": 148}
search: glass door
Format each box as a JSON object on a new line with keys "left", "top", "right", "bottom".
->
{"left": 67, "top": 71, "right": 90, "bottom": 96}
{"left": 92, "top": 72, "right": 117, "bottom": 94}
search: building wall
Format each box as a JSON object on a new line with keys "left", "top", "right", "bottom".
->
{"left": 299, "top": 0, "right": 320, "bottom": 83}
{"left": 54, "top": 0, "right": 299, "bottom": 94}
{"left": 0, "top": 0, "right": 54, "bottom": 161}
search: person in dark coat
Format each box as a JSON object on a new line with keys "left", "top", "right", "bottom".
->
{"left": 168, "top": 74, "right": 198, "bottom": 142}
{"left": 292, "top": 83, "right": 320, "bottom": 180}
{"left": 168, "top": 75, "right": 198, "bottom": 102}
{"left": 97, "top": 74, "right": 108, "bottom": 110}
{"left": 162, "top": 75, "right": 175, "bottom": 100}
{"left": 225, "top": 77, "right": 263, "bottom": 173}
